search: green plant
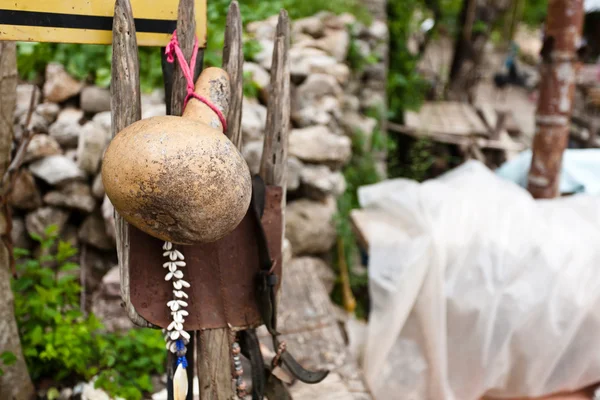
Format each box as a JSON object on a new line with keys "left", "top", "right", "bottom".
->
{"left": 243, "top": 70, "right": 262, "bottom": 98}
{"left": 12, "top": 226, "right": 165, "bottom": 400}
{"left": 0, "top": 351, "right": 17, "bottom": 377}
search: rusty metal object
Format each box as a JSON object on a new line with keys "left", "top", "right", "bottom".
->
{"left": 129, "top": 186, "right": 283, "bottom": 330}
{"left": 103, "top": 68, "right": 251, "bottom": 244}
{"left": 527, "top": 0, "right": 584, "bottom": 199}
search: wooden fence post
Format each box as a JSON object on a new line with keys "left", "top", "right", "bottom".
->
{"left": 527, "top": 0, "right": 584, "bottom": 198}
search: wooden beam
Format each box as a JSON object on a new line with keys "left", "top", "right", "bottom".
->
{"left": 170, "top": 0, "right": 196, "bottom": 117}
{"left": 260, "top": 10, "right": 291, "bottom": 192}
{"left": 222, "top": 1, "right": 244, "bottom": 149}
{"left": 527, "top": 0, "right": 585, "bottom": 198}
{"left": 197, "top": 3, "right": 243, "bottom": 399}
{"left": 112, "top": 0, "right": 153, "bottom": 328}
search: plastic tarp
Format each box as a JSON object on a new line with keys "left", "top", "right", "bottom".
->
{"left": 357, "top": 160, "right": 600, "bottom": 400}
{"left": 496, "top": 149, "right": 600, "bottom": 195}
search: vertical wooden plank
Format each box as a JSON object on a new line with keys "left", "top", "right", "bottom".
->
{"left": 166, "top": 1, "right": 203, "bottom": 398}
{"left": 222, "top": 1, "right": 244, "bottom": 148}
{"left": 527, "top": 0, "right": 584, "bottom": 198}
{"left": 170, "top": 0, "right": 196, "bottom": 116}
{"left": 0, "top": 40, "right": 36, "bottom": 400}
{"left": 112, "top": 0, "right": 153, "bottom": 328}
{"left": 260, "top": 10, "right": 291, "bottom": 192}
{"left": 197, "top": 3, "right": 243, "bottom": 399}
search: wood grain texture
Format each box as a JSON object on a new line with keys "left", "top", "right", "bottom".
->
{"left": 0, "top": 40, "right": 36, "bottom": 400}
{"left": 111, "top": 0, "right": 153, "bottom": 328}
{"left": 170, "top": 0, "right": 196, "bottom": 117}
{"left": 260, "top": 10, "right": 291, "bottom": 191}
{"left": 197, "top": 3, "right": 245, "bottom": 398}
{"left": 222, "top": 1, "right": 243, "bottom": 148}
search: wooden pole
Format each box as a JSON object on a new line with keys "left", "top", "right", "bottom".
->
{"left": 527, "top": 0, "right": 584, "bottom": 198}
{"left": 0, "top": 40, "right": 36, "bottom": 400}
{"left": 112, "top": 0, "right": 154, "bottom": 329}
{"left": 197, "top": 3, "right": 243, "bottom": 399}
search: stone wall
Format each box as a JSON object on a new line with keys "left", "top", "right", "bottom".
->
{"left": 10, "top": 11, "right": 388, "bottom": 327}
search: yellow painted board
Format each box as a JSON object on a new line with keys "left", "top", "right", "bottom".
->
{"left": 0, "top": 0, "right": 206, "bottom": 47}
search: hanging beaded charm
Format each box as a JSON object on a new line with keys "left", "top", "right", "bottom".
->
{"left": 232, "top": 342, "right": 247, "bottom": 397}
{"left": 162, "top": 241, "right": 190, "bottom": 400}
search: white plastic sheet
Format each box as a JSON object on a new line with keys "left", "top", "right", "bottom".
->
{"left": 357, "top": 161, "right": 600, "bottom": 400}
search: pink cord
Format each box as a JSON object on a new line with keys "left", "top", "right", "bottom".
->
{"left": 165, "top": 30, "right": 228, "bottom": 132}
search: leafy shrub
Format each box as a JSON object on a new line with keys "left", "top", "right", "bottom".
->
{"left": 11, "top": 226, "right": 165, "bottom": 400}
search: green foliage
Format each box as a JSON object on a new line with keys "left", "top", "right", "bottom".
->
{"left": 387, "top": 0, "right": 429, "bottom": 120}
{"left": 243, "top": 70, "right": 262, "bottom": 99}
{"left": 521, "top": 0, "right": 547, "bottom": 27}
{"left": 0, "top": 351, "right": 17, "bottom": 377}
{"left": 11, "top": 226, "right": 165, "bottom": 399}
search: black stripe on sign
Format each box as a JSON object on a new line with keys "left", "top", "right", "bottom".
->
{"left": 0, "top": 9, "right": 177, "bottom": 34}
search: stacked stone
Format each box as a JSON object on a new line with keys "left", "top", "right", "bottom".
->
{"left": 10, "top": 11, "right": 388, "bottom": 330}
{"left": 242, "top": 11, "right": 388, "bottom": 257}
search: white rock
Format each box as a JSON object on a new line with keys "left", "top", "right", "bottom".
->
{"left": 15, "top": 84, "right": 42, "bottom": 121}
{"left": 368, "top": 20, "right": 389, "bottom": 41}
{"left": 241, "top": 98, "right": 267, "bottom": 141}
{"left": 341, "top": 112, "right": 378, "bottom": 138}
{"left": 92, "top": 111, "right": 112, "bottom": 133}
{"left": 292, "top": 16, "right": 325, "bottom": 38}
{"left": 241, "top": 140, "right": 263, "bottom": 175}
{"left": 314, "top": 28, "right": 350, "bottom": 61}
{"left": 255, "top": 39, "right": 276, "bottom": 70}
{"left": 342, "top": 95, "right": 361, "bottom": 112}
{"left": 301, "top": 164, "right": 347, "bottom": 200}
{"left": 24, "top": 134, "right": 62, "bottom": 164}
{"left": 292, "top": 105, "right": 332, "bottom": 127}
{"left": 243, "top": 62, "right": 270, "bottom": 91}
{"left": 288, "top": 47, "right": 337, "bottom": 81}
{"left": 246, "top": 15, "right": 279, "bottom": 40}
{"left": 141, "top": 89, "right": 165, "bottom": 107}
{"left": 289, "top": 126, "right": 351, "bottom": 165}
{"left": 283, "top": 238, "right": 293, "bottom": 265}
{"left": 142, "top": 103, "right": 167, "bottom": 119}
{"left": 92, "top": 174, "right": 105, "bottom": 199}
{"left": 285, "top": 197, "right": 337, "bottom": 255}
{"left": 287, "top": 157, "right": 302, "bottom": 192}
{"left": 25, "top": 207, "right": 70, "bottom": 238}
{"left": 44, "top": 182, "right": 96, "bottom": 213}
{"left": 18, "top": 111, "right": 51, "bottom": 134}
{"left": 12, "top": 217, "right": 32, "bottom": 250}
{"left": 323, "top": 12, "right": 357, "bottom": 29}
{"left": 80, "top": 86, "right": 111, "bottom": 113}
{"left": 79, "top": 212, "right": 114, "bottom": 250}
{"left": 49, "top": 108, "right": 83, "bottom": 148}
{"left": 35, "top": 102, "right": 60, "bottom": 123}
{"left": 296, "top": 74, "right": 343, "bottom": 105}
{"left": 43, "top": 63, "right": 83, "bottom": 103}
{"left": 81, "top": 382, "right": 111, "bottom": 400}
{"left": 360, "top": 88, "right": 386, "bottom": 110}
{"left": 102, "top": 195, "right": 116, "bottom": 241}
{"left": 77, "top": 121, "right": 110, "bottom": 175}
{"left": 312, "top": 63, "right": 350, "bottom": 85}
{"left": 29, "top": 155, "right": 85, "bottom": 185}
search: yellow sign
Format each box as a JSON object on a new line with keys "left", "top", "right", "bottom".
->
{"left": 0, "top": 0, "right": 207, "bottom": 47}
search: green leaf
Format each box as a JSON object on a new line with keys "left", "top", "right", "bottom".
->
{"left": 47, "top": 387, "right": 60, "bottom": 400}
{"left": 0, "top": 351, "right": 17, "bottom": 366}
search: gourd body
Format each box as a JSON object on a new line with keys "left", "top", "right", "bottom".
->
{"left": 102, "top": 67, "right": 251, "bottom": 244}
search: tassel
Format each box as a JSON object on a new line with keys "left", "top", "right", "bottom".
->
{"left": 173, "top": 362, "right": 188, "bottom": 400}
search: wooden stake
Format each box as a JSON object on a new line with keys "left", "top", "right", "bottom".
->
{"left": 197, "top": 3, "right": 243, "bottom": 399}
{"left": 111, "top": 0, "right": 153, "bottom": 328}
{"left": 527, "top": 0, "right": 584, "bottom": 198}
{"left": 0, "top": 40, "right": 36, "bottom": 400}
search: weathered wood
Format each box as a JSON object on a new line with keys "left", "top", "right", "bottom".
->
{"left": 404, "top": 102, "right": 489, "bottom": 137}
{"left": 527, "top": 0, "right": 584, "bottom": 198}
{"left": 260, "top": 10, "right": 291, "bottom": 191}
{"left": 197, "top": 3, "right": 245, "bottom": 399}
{"left": 170, "top": 0, "right": 196, "bottom": 116}
{"left": 222, "top": 1, "right": 244, "bottom": 149}
{"left": 111, "top": 0, "right": 152, "bottom": 328}
{"left": 0, "top": 40, "right": 35, "bottom": 400}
